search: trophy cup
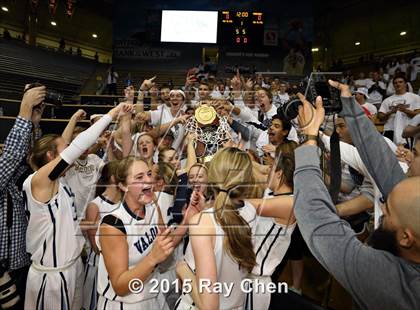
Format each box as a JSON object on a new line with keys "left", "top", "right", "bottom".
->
{"left": 185, "top": 102, "right": 230, "bottom": 162}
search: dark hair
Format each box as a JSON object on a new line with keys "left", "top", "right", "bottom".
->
{"left": 274, "top": 142, "right": 297, "bottom": 189}
{"left": 160, "top": 84, "right": 171, "bottom": 91}
{"left": 272, "top": 114, "right": 292, "bottom": 134}
{"left": 273, "top": 153, "right": 295, "bottom": 189}
{"left": 158, "top": 147, "right": 176, "bottom": 163}
{"left": 156, "top": 162, "right": 179, "bottom": 195}
{"left": 199, "top": 81, "right": 210, "bottom": 88}
{"left": 392, "top": 73, "right": 407, "bottom": 84}
{"left": 95, "top": 160, "right": 120, "bottom": 196}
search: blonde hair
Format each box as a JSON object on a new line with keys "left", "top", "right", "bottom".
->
{"left": 208, "top": 147, "right": 256, "bottom": 272}
{"left": 30, "top": 134, "right": 60, "bottom": 169}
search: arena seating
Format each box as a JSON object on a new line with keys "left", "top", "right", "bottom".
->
{"left": 0, "top": 39, "right": 98, "bottom": 102}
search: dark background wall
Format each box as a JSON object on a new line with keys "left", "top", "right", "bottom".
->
{"left": 314, "top": 0, "right": 420, "bottom": 66}
{"left": 112, "top": 0, "right": 315, "bottom": 73}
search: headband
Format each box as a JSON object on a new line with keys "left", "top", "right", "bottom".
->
{"left": 169, "top": 89, "right": 186, "bottom": 99}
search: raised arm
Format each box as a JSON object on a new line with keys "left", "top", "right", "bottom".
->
{"left": 61, "top": 109, "right": 86, "bottom": 144}
{"left": 330, "top": 80, "right": 406, "bottom": 199}
{"left": 292, "top": 95, "right": 406, "bottom": 308}
{"left": 120, "top": 113, "right": 134, "bottom": 158}
{"left": 31, "top": 103, "right": 131, "bottom": 202}
{"left": 246, "top": 196, "right": 295, "bottom": 225}
{"left": 0, "top": 85, "right": 45, "bottom": 191}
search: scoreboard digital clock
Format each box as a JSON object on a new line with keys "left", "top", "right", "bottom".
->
{"left": 219, "top": 11, "right": 264, "bottom": 46}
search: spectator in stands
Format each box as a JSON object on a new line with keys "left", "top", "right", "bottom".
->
{"left": 294, "top": 89, "right": 420, "bottom": 310}
{"left": 409, "top": 53, "right": 420, "bottom": 81}
{"left": 283, "top": 48, "right": 305, "bottom": 75}
{"left": 106, "top": 66, "right": 118, "bottom": 96}
{"left": 366, "top": 71, "right": 386, "bottom": 107}
{"left": 159, "top": 85, "right": 171, "bottom": 108}
{"left": 354, "top": 87, "right": 377, "bottom": 116}
{"left": 94, "top": 52, "right": 99, "bottom": 62}
{"left": 0, "top": 85, "right": 46, "bottom": 308}
{"left": 378, "top": 74, "right": 420, "bottom": 144}
{"left": 59, "top": 38, "right": 65, "bottom": 51}
{"left": 3, "top": 28, "right": 11, "bottom": 40}
{"left": 77, "top": 47, "right": 82, "bottom": 57}
{"left": 273, "top": 81, "right": 290, "bottom": 107}
{"left": 397, "top": 58, "right": 409, "bottom": 74}
{"left": 386, "top": 70, "right": 414, "bottom": 95}
{"left": 402, "top": 113, "right": 420, "bottom": 144}
{"left": 354, "top": 72, "right": 369, "bottom": 88}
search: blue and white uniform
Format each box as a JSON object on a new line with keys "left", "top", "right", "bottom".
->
{"left": 96, "top": 201, "right": 160, "bottom": 309}
{"left": 23, "top": 173, "right": 84, "bottom": 310}
{"left": 83, "top": 194, "right": 119, "bottom": 310}
{"left": 175, "top": 201, "right": 257, "bottom": 310}
{"left": 249, "top": 193, "right": 295, "bottom": 310}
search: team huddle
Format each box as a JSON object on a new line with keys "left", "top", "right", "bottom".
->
{"left": 3, "top": 72, "right": 420, "bottom": 310}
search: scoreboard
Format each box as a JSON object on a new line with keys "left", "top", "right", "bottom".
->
{"left": 219, "top": 11, "right": 264, "bottom": 46}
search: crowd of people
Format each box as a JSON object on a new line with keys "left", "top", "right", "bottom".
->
{"left": 0, "top": 64, "right": 419, "bottom": 310}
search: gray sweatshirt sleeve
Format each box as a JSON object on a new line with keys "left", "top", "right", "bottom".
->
{"left": 294, "top": 145, "right": 420, "bottom": 310}
{"left": 339, "top": 96, "right": 406, "bottom": 199}
{"left": 230, "top": 120, "right": 252, "bottom": 141}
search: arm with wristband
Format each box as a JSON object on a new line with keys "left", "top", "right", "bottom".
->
{"left": 31, "top": 103, "right": 131, "bottom": 203}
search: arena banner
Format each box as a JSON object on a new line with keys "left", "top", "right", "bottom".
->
{"left": 114, "top": 41, "right": 181, "bottom": 59}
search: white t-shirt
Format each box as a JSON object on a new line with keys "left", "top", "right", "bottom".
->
{"left": 362, "top": 102, "right": 378, "bottom": 115}
{"left": 408, "top": 113, "right": 420, "bottom": 143}
{"left": 273, "top": 93, "right": 290, "bottom": 107}
{"left": 379, "top": 92, "right": 420, "bottom": 131}
{"left": 64, "top": 154, "right": 103, "bottom": 219}
{"left": 365, "top": 80, "right": 386, "bottom": 105}
{"left": 255, "top": 128, "right": 299, "bottom": 157}
{"left": 354, "top": 78, "right": 370, "bottom": 87}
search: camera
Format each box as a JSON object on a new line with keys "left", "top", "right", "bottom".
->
{"left": 0, "top": 264, "right": 20, "bottom": 309}
{"left": 278, "top": 73, "right": 342, "bottom": 121}
{"left": 25, "top": 82, "right": 64, "bottom": 107}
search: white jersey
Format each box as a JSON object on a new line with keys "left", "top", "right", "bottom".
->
{"left": 252, "top": 204, "right": 295, "bottom": 276}
{"left": 96, "top": 201, "right": 160, "bottom": 304}
{"left": 64, "top": 154, "right": 103, "bottom": 219}
{"left": 23, "top": 173, "right": 84, "bottom": 267}
{"left": 181, "top": 201, "right": 257, "bottom": 310}
{"left": 86, "top": 194, "right": 120, "bottom": 267}
{"left": 83, "top": 194, "right": 119, "bottom": 310}
{"left": 249, "top": 194, "right": 295, "bottom": 310}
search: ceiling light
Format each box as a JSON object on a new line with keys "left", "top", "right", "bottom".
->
{"left": 92, "top": 34, "right": 98, "bottom": 38}
{"left": 400, "top": 31, "right": 407, "bottom": 36}
{"left": 51, "top": 21, "right": 57, "bottom": 26}
{"left": 311, "top": 47, "right": 319, "bottom": 52}
{"left": 1, "top": 6, "right": 8, "bottom": 12}
{"left": 355, "top": 42, "right": 361, "bottom": 46}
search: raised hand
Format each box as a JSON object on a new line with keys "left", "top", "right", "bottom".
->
{"left": 328, "top": 79, "right": 352, "bottom": 97}
{"left": 148, "top": 227, "right": 175, "bottom": 264}
{"left": 245, "top": 78, "right": 254, "bottom": 90}
{"left": 71, "top": 109, "right": 87, "bottom": 121}
{"left": 22, "top": 85, "right": 46, "bottom": 108}
{"left": 262, "top": 144, "right": 276, "bottom": 154}
{"left": 140, "top": 76, "right": 157, "bottom": 91}
{"left": 19, "top": 85, "right": 47, "bottom": 120}
{"left": 109, "top": 102, "right": 133, "bottom": 120}
{"left": 297, "top": 93, "right": 324, "bottom": 136}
